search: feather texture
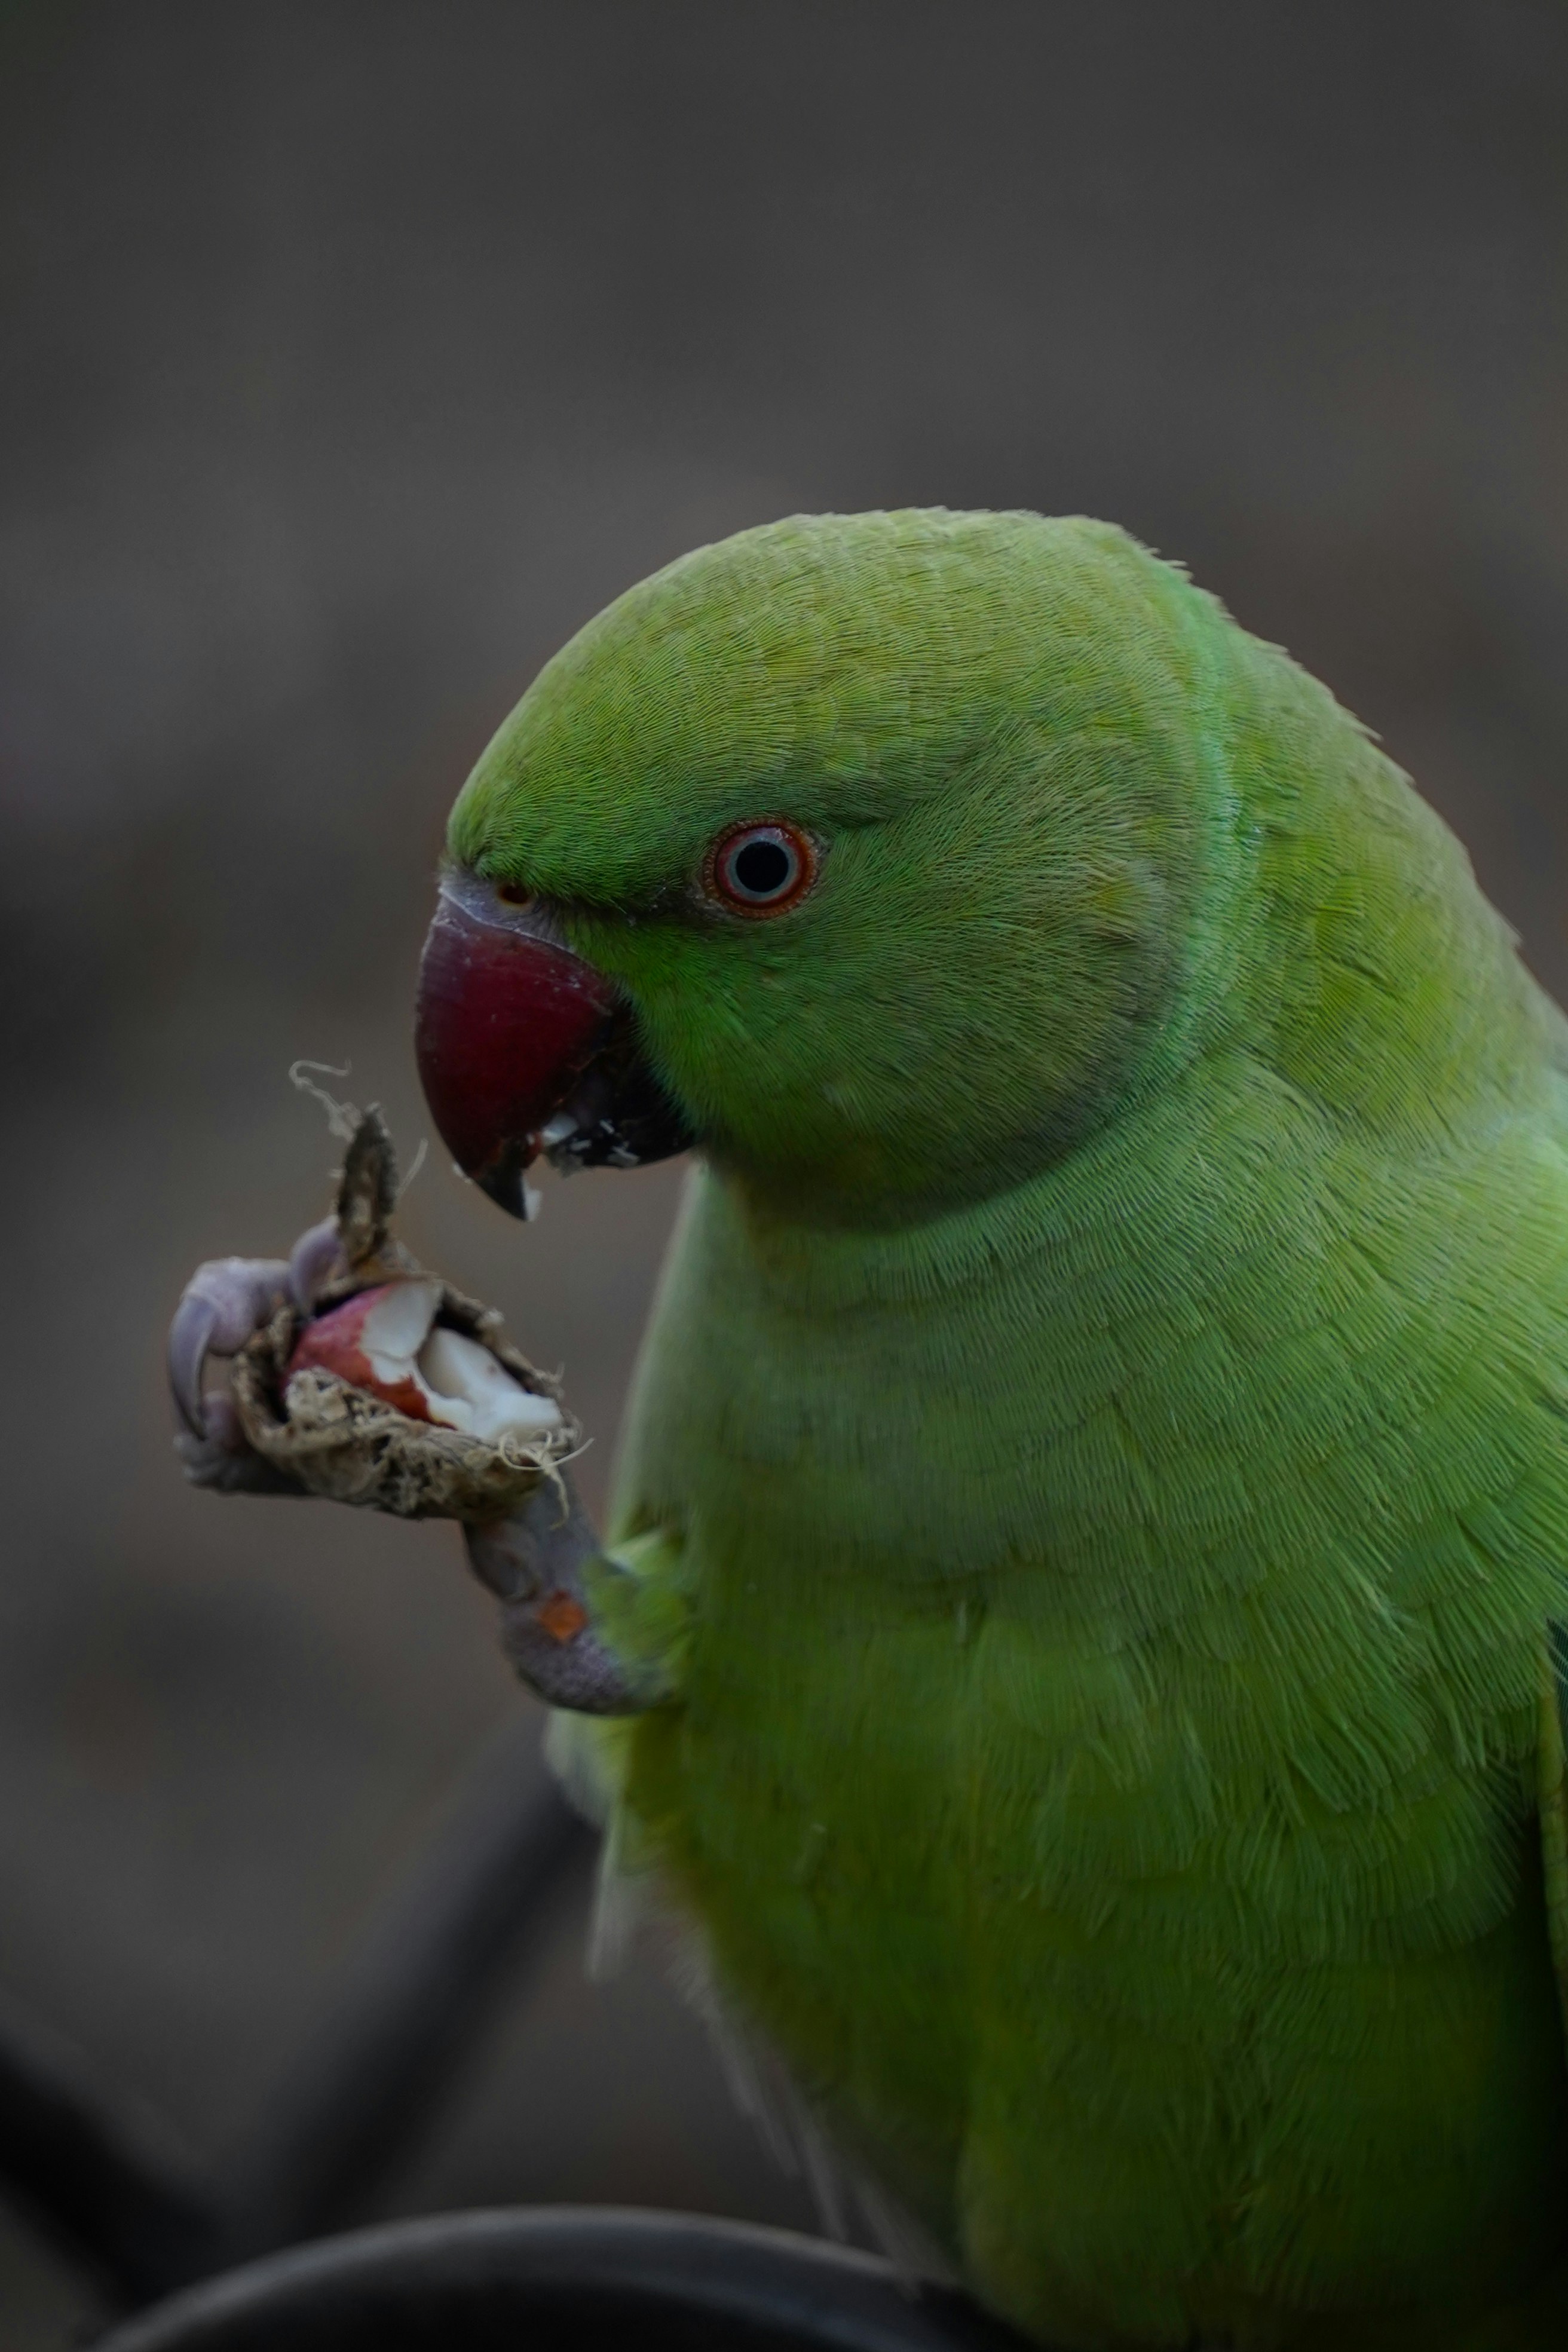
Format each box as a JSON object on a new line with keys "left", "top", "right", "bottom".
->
{"left": 451, "top": 512, "right": 1568, "bottom": 2347}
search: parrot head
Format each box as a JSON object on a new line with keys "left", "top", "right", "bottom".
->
{"left": 416, "top": 509, "right": 1229, "bottom": 1227}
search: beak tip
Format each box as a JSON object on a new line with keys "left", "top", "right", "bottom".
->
{"left": 474, "top": 1143, "right": 540, "bottom": 1221}
{"left": 414, "top": 880, "right": 615, "bottom": 1203}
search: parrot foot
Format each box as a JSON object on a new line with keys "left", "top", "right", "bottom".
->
{"left": 168, "top": 1221, "right": 347, "bottom": 1439}
{"left": 167, "top": 1115, "right": 612, "bottom": 1691}
{"left": 168, "top": 1256, "right": 293, "bottom": 1438}
{"left": 466, "top": 1480, "right": 651, "bottom": 1716}
{"left": 167, "top": 1221, "right": 352, "bottom": 1496}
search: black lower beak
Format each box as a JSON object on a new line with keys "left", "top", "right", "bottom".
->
{"left": 527, "top": 1005, "right": 694, "bottom": 1184}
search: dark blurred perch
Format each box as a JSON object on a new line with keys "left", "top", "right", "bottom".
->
{"left": 91, "top": 2209, "right": 1028, "bottom": 2352}
{"left": 211, "top": 1715, "right": 590, "bottom": 2264}
{"left": 0, "top": 1712, "right": 593, "bottom": 2306}
{"left": 0, "top": 1991, "right": 213, "bottom": 2305}
{"left": 0, "top": 1754, "right": 1028, "bottom": 2351}
{"left": 0, "top": 1729, "right": 1031, "bottom": 2352}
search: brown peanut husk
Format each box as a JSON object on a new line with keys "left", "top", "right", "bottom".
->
{"left": 229, "top": 1108, "right": 577, "bottom": 1520}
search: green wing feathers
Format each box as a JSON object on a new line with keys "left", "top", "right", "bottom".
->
{"left": 1540, "top": 1627, "right": 1568, "bottom": 2040}
{"left": 446, "top": 512, "right": 1568, "bottom": 2341}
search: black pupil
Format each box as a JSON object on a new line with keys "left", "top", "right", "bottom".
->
{"left": 730, "top": 837, "right": 795, "bottom": 898}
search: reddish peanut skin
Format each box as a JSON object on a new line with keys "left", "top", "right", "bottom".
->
{"left": 286, "top": 1285, "right": 436, "bottom": 1425}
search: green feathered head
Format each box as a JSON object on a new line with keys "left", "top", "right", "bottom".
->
{"left": 418, "top": 507, "right": 1519, "bottom": 1227}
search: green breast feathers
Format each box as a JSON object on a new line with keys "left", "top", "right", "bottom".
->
{"left": 439, "top": 510, "right": 1568, "bottom": 2348}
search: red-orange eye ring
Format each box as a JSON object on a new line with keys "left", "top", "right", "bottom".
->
{"left": 703, "top": 820, "right": 818, "bottom": 918}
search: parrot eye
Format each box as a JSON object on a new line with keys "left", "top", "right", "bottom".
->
{"left": 704, "top": 820, "right": 817, "bottom": 918}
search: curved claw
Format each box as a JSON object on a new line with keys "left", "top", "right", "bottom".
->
{"left": 167, "top": 1256, "right": 290, "bottom": 1438}
{"left": 289, "top": 1216, "right": 347, "bottom": 1313}
{"left": 168, "top": 1291, "right": 220, "bottom": 1437}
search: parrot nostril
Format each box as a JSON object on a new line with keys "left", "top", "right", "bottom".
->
{"left": 497, "top": 881, "right": 533, "bottom": 907}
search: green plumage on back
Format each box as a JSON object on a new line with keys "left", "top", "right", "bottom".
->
{"left": 449, "top": 512, "right": 1568, "bottom": 2347}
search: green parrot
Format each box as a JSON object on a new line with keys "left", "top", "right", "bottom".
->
{"left": 180, "top": 509, "right": 1568, "bottom": 2347}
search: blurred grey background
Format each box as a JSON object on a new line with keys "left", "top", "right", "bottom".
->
{"left": 1, "top": 0, "right": 1566, "bottom": 2337}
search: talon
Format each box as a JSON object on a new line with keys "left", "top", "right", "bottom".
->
{"left": 167, "top": 1256, "right": 290, "bottom": 1437}
{"left": 195, "top": 1392, "right": 247, "bottom": 1453}
{"left": 289, "top": 1217, "right": 346, "bottom": 1313}
{"left": 168, "top": 1291, "right": 219, "bottom": 1436}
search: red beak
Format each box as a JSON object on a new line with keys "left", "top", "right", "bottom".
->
{"left": 415, "top": 867, "right": 693, "bottom": 1217}
{"left": 415, "top": 868, "right": 617, "bottom": 1215}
